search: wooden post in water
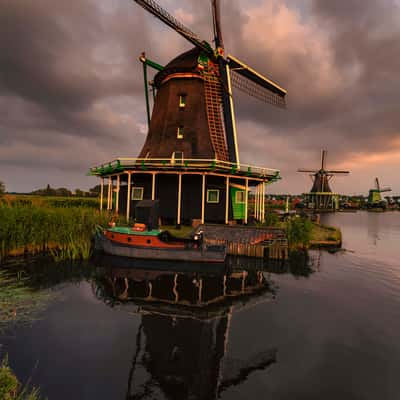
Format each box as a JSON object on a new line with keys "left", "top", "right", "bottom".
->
{"left": 197, "top": 278, "right": 203, "bottom": 304}
{"left": 173, "top": 274, "right": 179, "bottom": 303}
{"left": 100, "top": 177, "right": 104, "bottom": 212}
{"left": 126, "top": 172, "right": 131, "bottom": 222}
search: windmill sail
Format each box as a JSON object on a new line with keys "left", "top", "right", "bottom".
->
{"left": 227, "top": 55, "right": 286, "bottom": 108}
{"left": 133, "top": 0, "right": 212, "bottom": 55}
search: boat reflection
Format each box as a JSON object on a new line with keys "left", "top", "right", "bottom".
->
{"left": 92, "top": 255, "right": 278, "bottom": 400}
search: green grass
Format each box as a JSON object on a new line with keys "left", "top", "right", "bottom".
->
{"left": 0, "top": 196, "right": 118, "bottom": 262}
{"left": 310, "top": 223, "right": 341, "bottom": 243}
{"left": 0, "top": 356, "right": 43, "bottom": 399}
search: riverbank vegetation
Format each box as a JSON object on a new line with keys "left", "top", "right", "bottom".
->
{"left": 0, "top": 356, "right": 43, "bottom": 400}
{"left": 0, "top": 193, "right": 342, "bottom": 263}
{"left": 0, "top": 195, "right": 118, "bottom": 263}
{"left": 0, "top": 269, "right": 51, "bottom": 333}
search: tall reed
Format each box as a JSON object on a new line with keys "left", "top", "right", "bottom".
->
{"left": 0, "top": 201, "right": 118, "bottom": 262}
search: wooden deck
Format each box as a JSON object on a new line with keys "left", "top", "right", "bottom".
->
{"left": 194, "top": 224, "right": 289, "bottom": 260}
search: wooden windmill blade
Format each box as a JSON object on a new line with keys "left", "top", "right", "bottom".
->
{"left": 375, "top": 177, "right": 380, "bottom": 191}
{"left": 297, "top": 169, "right": 318, "bottom": 173}
{"left": 321, "top": 149, "right": 327, "bottom": 170}
{"left": 227, "top": 55, "right": 287, "bottom": 108}
{"left": 132, "top": 0, "right": 213, "bottom": 56}
{"left": 380, "top": 187, "right": 392, "bottom": 193}
{"left": 325, "top": 170, "right": 350, "bottom": 174}
{"left": 211, "top": 0, "right": 224, "bottom": 49}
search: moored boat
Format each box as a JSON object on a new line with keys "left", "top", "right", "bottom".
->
{"left": 95, "top": 199, "right": 226, "bottom": 263}
{"left": 95, "top": 226, "right": 226, "bottom": 263}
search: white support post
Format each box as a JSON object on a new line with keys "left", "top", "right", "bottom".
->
{"left": 151, "top": 172, "right": 156, "bottom": 201}
{"left": 201, "top": 174, "right": 206, "bottom": 224}
{"left": 100, "top": 177, "right": 104, "bottom": 212}
{"left": 126, "top": 172, "right": 131, "bottom": 222}
{"left": 107, "top": 176, "right": 112, "bottom": 210}
{"left": 116, "top": 175, "right": 120, "bottom": 213}
{"left": 225, "top": 176, "right": 230, "bottom": 224}
{"left": 177, "top": 173, "right": 182, "bottom": 225}
{"left": 244, "top": 178, "right": 249, "bottom": 224}
{"left": 255, "top": 184, "right": 259, "bottom": 221}
{"left": 262, "top": 182, "right": 266, "bottom": 223}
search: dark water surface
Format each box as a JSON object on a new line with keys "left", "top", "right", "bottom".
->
{"left": 1, "top": 211, "right": 400, "bottom": 399}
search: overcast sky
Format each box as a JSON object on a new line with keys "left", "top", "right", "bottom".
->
{"left": 1, "top": 0, "right": 399, "bottom": 195}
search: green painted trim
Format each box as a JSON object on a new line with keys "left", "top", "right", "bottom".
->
{"left": 144, "top": 58, "right": 164, "bottom": 72}
{"left": 108, "top": 226, "right": 161, "bottom": 236}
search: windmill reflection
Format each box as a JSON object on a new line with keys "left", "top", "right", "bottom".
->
{"left": 92, "top": 257, "right": 277, "bottom": 400}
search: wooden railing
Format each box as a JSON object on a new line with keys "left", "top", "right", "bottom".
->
{"left": 90, "top": 157, "right": 280, "bottom": 179}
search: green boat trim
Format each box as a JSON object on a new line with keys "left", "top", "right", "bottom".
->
{"left": 107, "top": 226, "right": 162, "bottom": 236}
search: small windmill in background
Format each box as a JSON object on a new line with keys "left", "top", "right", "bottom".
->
{"left": 297, "top": 150, "right": 350, "bottom": 211}
{"left": 367, "top": 177, "right": 391, "bottom": 208}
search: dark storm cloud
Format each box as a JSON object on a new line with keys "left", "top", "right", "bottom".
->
{"left": 229, "top": 0, "right": 400, "bottom": 165}
{"left": 0, "top": 0, "right": 144, "bottom": 109}
{"left": 0, "top": 0, "right": 399, "bottom": 193}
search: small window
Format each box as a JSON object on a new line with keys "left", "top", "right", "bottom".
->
{"left": 207, "top": 189, "right": 220, "bottom": 203}
{"left": 132, "top": 187, "right": 144, "bottom": 201}
{"left": 177, "top": 126, "right": 184, "bottom": 139}
{"left": 236, "top": 191, "right": 246, "bottom": 204}
{"left": 179, "top": 95, "right": 186, "bottom": 108}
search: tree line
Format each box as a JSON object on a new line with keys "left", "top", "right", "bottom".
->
{"left": 0, "top": 182, "right": 103, "bottom": 197}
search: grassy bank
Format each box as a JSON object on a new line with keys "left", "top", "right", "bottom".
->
{"left": 310, "top": 224, "right": 342, "bottom": 247}
{"left": 0, "top": 196, "right": 115, "bottom": 263}
{"left": 0, "top": 356, "right": 43, "bottom": 400}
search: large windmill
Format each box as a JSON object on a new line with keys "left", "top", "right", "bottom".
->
{"left": 90, "top": 0, "right": 287, "bottom": 225}
{"left": 298, "top": 150, "right": 349, "bottom": 211}
{"left": 136, "top": 0, "right": 286, "bottom": 164}
{"left": 367, "top": 177, "right": 391, "bottom": 208}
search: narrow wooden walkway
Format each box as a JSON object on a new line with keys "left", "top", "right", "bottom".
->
{"left": 195, "top": 224, "right": 289, "bottom": 260}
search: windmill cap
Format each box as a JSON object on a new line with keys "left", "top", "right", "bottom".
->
{"left": 154, "top": 47, "right": 202, "bottom": 87}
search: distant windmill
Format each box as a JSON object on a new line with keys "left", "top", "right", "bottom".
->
{"left": 367, "top": 177, "right": 391, "bottom": 208}
{"left": 297, "top": 150, "right": 349, "bottom": 210}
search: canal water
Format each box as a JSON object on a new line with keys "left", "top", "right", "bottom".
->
{"left": 1, "top": 211, "right": 400, "bottom": 399}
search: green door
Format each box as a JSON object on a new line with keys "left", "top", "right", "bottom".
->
{"left": 230, "top": 187, "right": 245, "bottom": 220}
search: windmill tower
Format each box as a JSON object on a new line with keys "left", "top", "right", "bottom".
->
{"left": 298, "top": 150, "right": 349, "bottom": 211}
{"left": 91, "top": 0, "right": 287, "bottom": 225}
{"left": 367, "top": 177, "right": 391, "bottom": 208}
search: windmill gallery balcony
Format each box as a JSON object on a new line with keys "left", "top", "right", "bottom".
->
{"left": 89, "top": 157, "right": 281, "bottom": 225}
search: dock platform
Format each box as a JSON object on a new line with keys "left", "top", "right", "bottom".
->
{"left": 194, "top": 224, "right": 289, "bottom": 260}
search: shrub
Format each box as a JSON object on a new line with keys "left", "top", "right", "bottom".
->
{"left": 287, "top": 216, "right": 313, "bottom": 250}
{"left": 0, "top": 356, "right": 43, "bottom": 400}
{"left": 0, "top": 357, "right": 18, "bottom": 400}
